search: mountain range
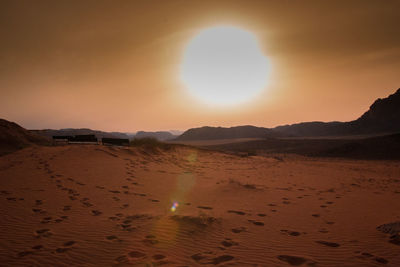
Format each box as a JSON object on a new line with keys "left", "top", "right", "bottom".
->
{"left": 176, "top": 88, "right": 400, "bottom": 141}
{"left": 1, "top": 87, "right": 399, "bottom": 156}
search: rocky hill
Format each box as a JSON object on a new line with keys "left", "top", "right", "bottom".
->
{"left": 177, "top": 88, "right": 400, "bottom": 140}
{"left": 175, "top": 125, "right": 280, "bottom": 141}
{"left": 0, "top": 119, "right": 50, "bottom": 155}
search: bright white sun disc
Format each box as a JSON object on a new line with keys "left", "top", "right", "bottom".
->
{"left": 181, "top": 26, "right": 269, "bottom": 106}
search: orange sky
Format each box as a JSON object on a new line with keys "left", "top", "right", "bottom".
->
{"left": 1, "top": 0, "right": 399, "bottom": 132}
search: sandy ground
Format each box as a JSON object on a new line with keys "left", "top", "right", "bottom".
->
{"left": 0, "top": 145, "right": 399, "bottom": 266}
{"left": 167, "top": 138, "right": 264, "bottom": 146}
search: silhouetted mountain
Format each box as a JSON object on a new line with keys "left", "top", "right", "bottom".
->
{"left": 175, "top": 125, "right": 281, "bottom": 141}
{"left": 273, "top": 121, "right": 345, "bottom": 137}
{"left": 350, "top": 88, "right": 400, "bottom": 134}
{"left": 0, "top": 119, "right": 50, "bottom": 155}
{"left": 274, "top": 88, "right": 400, "bottom": 136}
{"left": 31, "top": 128, "right": 130, "bottom": 140}
{"left": 134, "top": 131, "right": 176, "bottom": 141}
{"left": 177, "top": 88, "right": 400, "bottom": 141}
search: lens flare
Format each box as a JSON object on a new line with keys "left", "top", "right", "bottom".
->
{"left": 170, "top": 201, "right": 179, "bottom": 212}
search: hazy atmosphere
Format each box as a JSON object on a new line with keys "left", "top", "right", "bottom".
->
{"left": 1, "top": 1, "right": 400, "bottom": 266}
{"left": 1, "top": 0, "right": 399, "bottom": 131}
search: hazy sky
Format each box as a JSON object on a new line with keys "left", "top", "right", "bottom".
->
{"left": 1, "top": 0, "right": 399, "bottom": 132}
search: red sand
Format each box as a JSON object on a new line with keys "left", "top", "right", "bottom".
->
{"left": 0, "top": 145, "right": 399, "bottom": 266}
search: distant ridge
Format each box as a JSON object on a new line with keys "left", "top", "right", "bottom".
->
{"left": 274, "top": 88, "right": 400, "bottom": 136}
{"left": 134, "top": 131, "right": 176, "bottom": 141}
{"left": 176, "top": 125, "right": 280, "bottom": 141}
{"left": 176, "top": 88, "right": 400, "bottom": 140}
{"left": 0, "top": 119, "right": 50, "bottom": 155}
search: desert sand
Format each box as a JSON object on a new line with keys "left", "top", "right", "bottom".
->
{"left": 0, "top": 144, "right": 399, "bottom": 266}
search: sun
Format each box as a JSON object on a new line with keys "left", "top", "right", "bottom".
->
{"left": 181, "top": 26, "right": 269, "bottom": 106}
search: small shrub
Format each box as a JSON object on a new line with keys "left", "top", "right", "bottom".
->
{"left": 130, "top": 137, "right": 172, "bottom": 151}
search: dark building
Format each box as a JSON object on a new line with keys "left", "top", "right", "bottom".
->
{"left": 70, "top": 134, "right": 98, "bottom": 143}
{"left": 52, "top": 135, "right": 73, "bottom": 141}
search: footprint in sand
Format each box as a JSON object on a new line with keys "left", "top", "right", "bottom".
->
{"left": 191, "top": 253, "right": 234, "bottom": 265}
{"left": 197, "top": 206, "right": 213, "bottom": 210}
{"left": 91, "top": 210, "right": 102, "bottom": 216}
{"left": 56, "top": 247, "right": 69, "bottom": 253}
{"left": 152, "top": 254, "right": 166, "bottom": 260}
{"left": 316, "top": 240, "right": 340, "bottom": 247}
{"left": 227, "top": 210, "right": 246, "bottom": 215}
{"left": 17, "top": 251, "right": 33, "bottom": 257}
{"left": 54, "top": 218, "right": 63, "bottom": 223}
{"left": 143, "top": 235, "right": 159, "bottom": 246}
{"left": 374, "top": 257, "right": 389, "bottom": 264}
{"left": 231, "top": 227, "right": 247, "bottom": 233}
{"left": 248, "top": 220, "right": 264, "bottom": 226}
{"left": 41, "top": 216, "right": 52, "bottom": 224}
{"left": 277, "top": 255, "right": 308, "bottom": 266}
{"left": 106, "top": 235, "right": 120, "bottom": 241}
{"left": 63, "top": 241, "right": 76, "bottom": 246}
{"left": 210, "top": 255, "right": 234, "bottom": 264}
{"left": 0, "top": 190, "right": 10, "bottom": 195}
{"left": 221, "top": 238, "right": 238, "bottom": 247}
{"left": 128, "top": 251, "right": 146, "bottom": 259}
{"left": 355, "top": 251, "right": 389, "bottom": 265}
{"left": 120, "top": 221, "right": 136, "bottom": 232}
{"left": 115, "top": 255, "right": 129, "bottom": 263}
{"left": 281, "top": 230, "right": 301, "bottom": 236}
{"left": 32, "top": 208, "right": 46, "bottom": 214}
{"left": 35, "top": 228, "right": 52, "bottom": 238}
{"left": 82, "top": 201, "right": 93, "bottom": 207}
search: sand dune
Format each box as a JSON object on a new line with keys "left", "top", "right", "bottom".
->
{"left": 1, "top": 145, "right": 399, "bottom": 266}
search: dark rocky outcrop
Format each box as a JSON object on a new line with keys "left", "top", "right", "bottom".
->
{"left": 0, "top": 119, "right": 50, "bottom": 155}
{"left": 176, "top": 125, "right": 280, "bottom": 141}
{"left": 176, "top": 88, "right": 400, "bottom": 140}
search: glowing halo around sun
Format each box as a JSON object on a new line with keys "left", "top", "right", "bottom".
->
{"left": 181, "top": 26, "right": 269, "bottom": 106}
